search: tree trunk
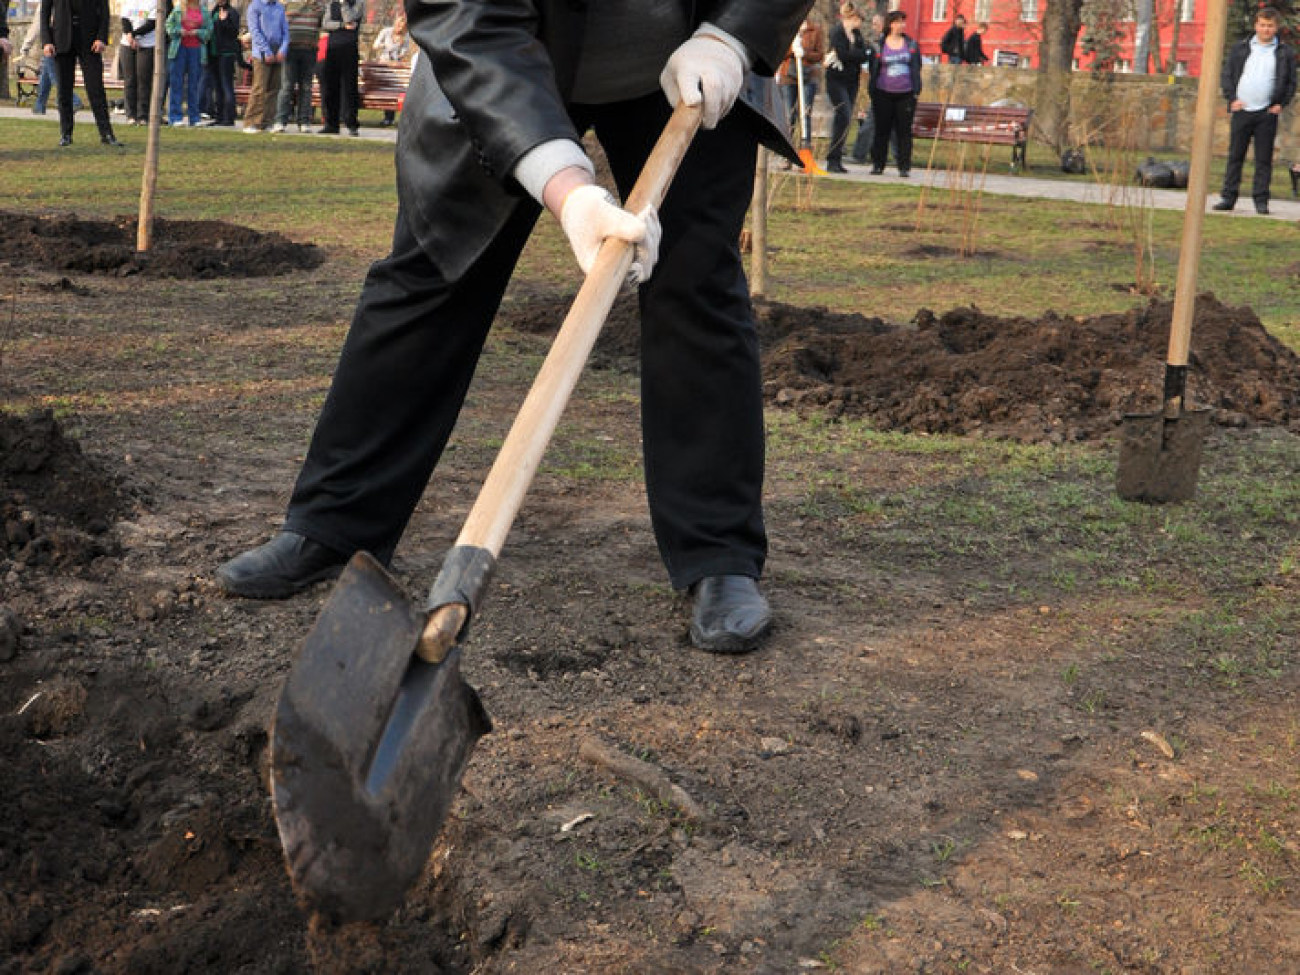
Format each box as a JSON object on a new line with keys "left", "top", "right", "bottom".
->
{"left": 1168, "top": 2, "right": 1183, "bottom": 74}
{"left": 1134, "top": 0, "right": 1154, "bottom": 73}
{"left": 1035, "top": 0, "right": 1085, "bottom": 150}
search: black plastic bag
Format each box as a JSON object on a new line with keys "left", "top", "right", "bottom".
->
{"left": 1135, "top": 157, "right": 1175, "bottom": 188}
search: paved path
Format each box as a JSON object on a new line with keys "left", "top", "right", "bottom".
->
{"left": 4, "top": 102, "right": 1298, "bottom": 220}
{"left": 816, "top": 158, "right": 1300, "bottom": 221}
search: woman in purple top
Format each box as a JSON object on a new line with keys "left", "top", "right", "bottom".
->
{"left": 867, "top": 9, "right": 921, "bottom": 177}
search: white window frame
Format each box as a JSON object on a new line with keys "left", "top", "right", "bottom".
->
{"left": 933, "top": 0, "right": 948, "bottom": 21}
{"left": 1021, "top": 0, "right": 1038, "bottom": 22}
{"left": 975, "top": 0, "right": 992, "bottom": 20}
{"left": 1179, "top": 0, "right": 1194, "bottom": 22}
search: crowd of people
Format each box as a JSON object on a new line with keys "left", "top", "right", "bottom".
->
{"left": 777, "top": 3, "right": 992, "bottom": 177}
{"left": 14, "top": 0, "right": 413, "bottom": 145}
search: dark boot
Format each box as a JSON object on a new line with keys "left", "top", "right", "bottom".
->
{"left": 689, "top": 575, "right": 772, "bottom": 654}
{"left": 216, "top": 531, "right": 349, "bottom": 599}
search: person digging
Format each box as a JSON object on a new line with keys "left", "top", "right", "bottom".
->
{"left": 215, "top": 1, "right": 814, "bottom": 655}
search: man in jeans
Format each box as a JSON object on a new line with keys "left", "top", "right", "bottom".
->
{"left": 1214, "top": 6, "right": 1296, "bottom": 215}
{"left": 275, "top": 0, "right": 321, "bottom": 132}
{"left": 244, "top": 0, "right": 288, "bottom": 132}
{"left": 317, "top": 0, "right": 363, "bottom": 135}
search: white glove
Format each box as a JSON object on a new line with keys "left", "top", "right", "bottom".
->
{"left": 825, "top": 49, "right": 842, "bottom": 71}
{"left": 559, "top": 185, "right": 662, "bottom": 285}
{"left": 792, "top": 35, "right": 805, "bottom": 59}
{"left": 660, "top": 34, "right": 746, "bottom": 130}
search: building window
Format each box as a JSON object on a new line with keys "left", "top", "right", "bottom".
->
{"left": 1021, "top": 0, "right": 1038, "bottom": 22}
{"left": 933, "top": 0, "right": 948, "bottom": 21}
{"left": 1180, "top": 0, "right": 1195, "bottom": 21}
{"left": 975, "top": 0, "right": 992, "bottom": 19}
{"left": 888, "top": 0, "right": 902, "bottom": 10}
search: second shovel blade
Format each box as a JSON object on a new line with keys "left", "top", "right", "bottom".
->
{"left": 1116, "top": 408, "right": 1211, "bottom": 503}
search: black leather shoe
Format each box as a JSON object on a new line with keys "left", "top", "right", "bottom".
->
{"left": 689, "top": 575, "right": 772, "bottom": 654}
{"left": 869, "top": 166, "right": 884, "bottom": 175}
{"left": 825, "top": 161, "right": 848, "bottom": 174}
{"left": 101, "top": 134, "right": 124, "bottom": 147}
{"left": 316, "top": 126, "right": 339, "bottom": 135}
{"left": 59, "top": 135, "right": 72, "bottom": 147}
{"left": 1212, "top": 199, "right": 1235, "bottom": 211}
{"left": 216, "top": 531, "right": 348, "bottom": 599}
{"left": 1255, "top": 202, "right": 1269, "bottom": 215}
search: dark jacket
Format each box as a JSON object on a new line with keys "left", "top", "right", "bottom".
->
{"left": 1220, "top": 35, "right": 1297, "bottom": 110}
{"left": 41, "top": 0, "right": 111, "bottom": 52}
{"left": 939, "top": 24, "right": 965, "bottom": 60}
{"left": 827, "top": 20, "right": 869, "bottom": 83}
{"left": 397, "top": 0, "right": 813, "bottom": 281}
{"left": 209, "top": 2, "right": 242, "bottom": 56}
{"left": 964, "top": 32, "right": 987, "bottom": 65}
{"left": 868, "top": 34, "right": 922, "bottom": 96}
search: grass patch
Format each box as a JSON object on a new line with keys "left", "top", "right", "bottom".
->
{"left": 5, "top": 117, "right": 1299, "bottom": 350}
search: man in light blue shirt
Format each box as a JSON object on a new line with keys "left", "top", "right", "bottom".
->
{"left": 244, "top": 0, "right": 289, "bottom": 132}
{"left": 1214, "top": 7, "right": 1296, "bottom": 215}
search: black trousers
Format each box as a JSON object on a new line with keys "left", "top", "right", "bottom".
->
{"left": 284, "top": 93, "right": 767, "bottom": 589}
{"left": 1221, "top": 108, "right": 1279, "bottom": 206}
{"left": 320, "top": 31, "right": 358, "bottom": 130}
{"left": 54, "top": 31, "right": 113, "bottom": 139}
{"left": 121, "top": 44, "right": 155, "bottom": 122}
{"left": 870, "top": 89, "right": 915, "bottom": 173}
{"left": 825, "top": 72, "right": 859, "bottom": 165}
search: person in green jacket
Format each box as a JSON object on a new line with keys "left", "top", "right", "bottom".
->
{"left": 165, "top": 0, "right": 213, "bottom": 126}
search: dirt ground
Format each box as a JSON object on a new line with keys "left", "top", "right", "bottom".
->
{"left": 3, "top": 216, "right": 1300, "bottom": 974}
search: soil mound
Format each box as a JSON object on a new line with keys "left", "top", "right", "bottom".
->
{"left": 498, "top": 293, "right": 1300, "bottom": 443}
{"left": 1, "top": 409, "right": 126, "bottom": 569}
{"left": 0, "top": 211, "right": 324, "bottom": 278}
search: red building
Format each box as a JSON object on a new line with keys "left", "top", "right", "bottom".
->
{"left": 900, "top": 0, "right": 1209, "bottom": 75}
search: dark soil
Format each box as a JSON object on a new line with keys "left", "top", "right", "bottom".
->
{"left": 0, "top": 211, "right": 324, "bottom": 278}
{"left": 506, "top": 291, "right": 1300, "bottom": 443}
{"left": 3, "top": 217, "right": 1299, "bottom": 974}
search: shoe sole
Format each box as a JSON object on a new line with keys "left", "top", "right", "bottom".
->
{"left": 215, "top": 563, "right": 344, "bottom": 599}
{"left": 689, "top": 618, "right": 772, "bottom": 655}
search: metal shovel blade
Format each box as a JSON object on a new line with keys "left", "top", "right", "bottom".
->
{"left": 269, "top": 551, "right": 491, "bottom": 922}
{"left": 1115, "top": 408, "right": 1210, "bottom": 503}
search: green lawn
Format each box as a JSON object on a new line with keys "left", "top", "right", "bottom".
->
{"left": 3, "top": 116, "right": 1296, "bottom": 350}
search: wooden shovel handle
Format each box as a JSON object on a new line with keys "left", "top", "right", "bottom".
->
{"left": 1167, "top": 0, "right": 1229, "bottom": 373}
{"left": 418, "top": 102, "right": 702, "bottom": 661}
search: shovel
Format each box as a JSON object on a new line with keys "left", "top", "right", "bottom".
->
{"left": 1115, "top": 0, "right": 1226, "bottom": 504}
{"left": 269, "top": 102, "right": 703, "bottom": 923}
{"left": 794, "top": 52, "right": 827, "bottom": 175}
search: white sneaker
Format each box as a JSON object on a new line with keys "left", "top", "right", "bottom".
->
{"left": 175, "top": 118, "right": 190, "bottom": 127}
{"left": 269, "top": 123, "right": 286, "bottom": 133}
{"left": 242, "top": 126, "right": 263, "bottom": 134}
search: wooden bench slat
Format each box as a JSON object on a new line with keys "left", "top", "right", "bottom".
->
{"left": 911, "top": 101, "right": 1032, "bottom": 170}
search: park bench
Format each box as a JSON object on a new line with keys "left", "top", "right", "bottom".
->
{"left": 14, "top": 64, "right": 41, "bottom": 106}
{"left": 358, "top": 60, "right": 409, "bottom": 114}
{"left": 912, "top": 102, "right": 1032, "bottom": 172}
{"left": 233, "top": 61, "right": 407, "bottom": 117}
